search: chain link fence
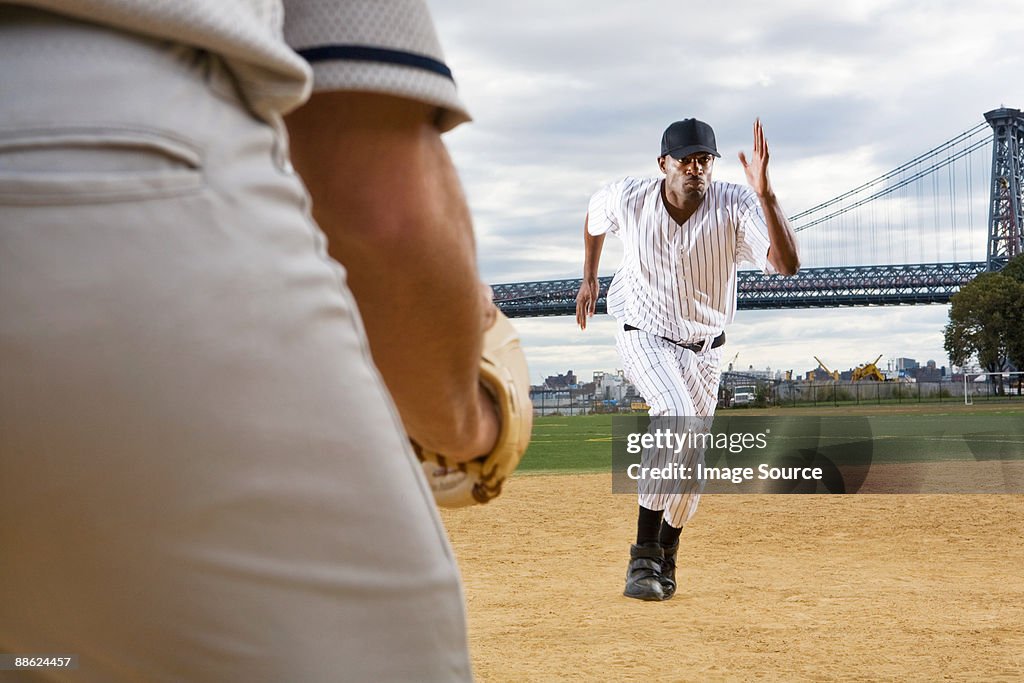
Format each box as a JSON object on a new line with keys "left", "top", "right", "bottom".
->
{"left": 531, "top": 378, "right": 1024, "bottom": 416}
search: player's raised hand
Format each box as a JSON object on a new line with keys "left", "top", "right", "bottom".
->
{"left": 575, "top": 277, "right": 599, "bottom": 330}
{"left": 738, "top": 118, "right": 773, "bottom": 198}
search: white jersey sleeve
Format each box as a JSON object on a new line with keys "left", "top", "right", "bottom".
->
{"left": 586, "top": 181, "right": 622, "bottom": 237}
{"left": 733, "top": 186, "right": 773, "bottom": 274}
{"left": 283, "top": 0, "right": 469, "bottom": 131}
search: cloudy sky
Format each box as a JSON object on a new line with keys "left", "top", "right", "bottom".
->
{"left": 429, "top": 0, "right": 1022, "bottom": 384}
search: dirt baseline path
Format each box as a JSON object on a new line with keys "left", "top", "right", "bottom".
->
{"left": 440, "top": 472, "right": 1024, "bottom": 682}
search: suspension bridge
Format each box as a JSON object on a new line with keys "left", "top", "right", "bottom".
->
{"left": 492, "top": 107, "right": 1024, "bottom": 317}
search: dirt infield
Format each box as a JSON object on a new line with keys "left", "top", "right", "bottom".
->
{"left": 440, "top": 472, "right": 1024, "bottom": 682}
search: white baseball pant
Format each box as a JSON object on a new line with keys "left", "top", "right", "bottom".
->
{"left": 616, "top": 327, "right": 723, "bottom": 527}
{"left": 0, "top": 8, "right": 470, "bottom": 682}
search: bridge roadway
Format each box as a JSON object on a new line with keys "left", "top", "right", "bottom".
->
{"left": 491, "top": 261, "right": 995, "bottom": 317}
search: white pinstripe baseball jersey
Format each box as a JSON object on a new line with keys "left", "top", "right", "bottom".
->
{"left": 587, "top": 176, "right": 772, "bottom": 341}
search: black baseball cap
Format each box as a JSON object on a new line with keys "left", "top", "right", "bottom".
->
{"left": 660, "top": 119, "right": 720, "bottom": 160}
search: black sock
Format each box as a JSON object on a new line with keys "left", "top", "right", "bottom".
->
{"left": 635, "top": 506, "right": 662, "bottom": 546}
{"left": 659, "top": 519, "right": 682, "bottom": 548}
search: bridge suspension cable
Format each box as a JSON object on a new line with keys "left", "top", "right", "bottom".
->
{"left": 792, "top": 134, "right": 992, "bottom": 232}
{"left": 789, "top": 122, "right": 990, "bottom": 227}
{"left": 787, "top": 119, "right": 993, "bottom": 268}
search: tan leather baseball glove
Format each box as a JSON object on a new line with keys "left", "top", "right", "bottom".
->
{"left": 412, "top": 310, "right": 532, "bottom": 507}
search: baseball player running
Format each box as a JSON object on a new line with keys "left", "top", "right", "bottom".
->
{"left": 576, "top": 118, "right": 800, "bottom": 601}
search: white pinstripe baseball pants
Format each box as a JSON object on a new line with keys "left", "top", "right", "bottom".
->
{"left": 617, "top": 327, "right": 723, "bottom": 527}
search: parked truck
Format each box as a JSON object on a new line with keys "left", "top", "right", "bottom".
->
{"left": 731, "top": 385, "right": 757, "bottom": 407}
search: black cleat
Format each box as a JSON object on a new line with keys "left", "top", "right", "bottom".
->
{"left": 623, "top": 543, "right": 665, "bottom": 601}
{"left": 659, "top": 541, "right": 678, "bottom": 600}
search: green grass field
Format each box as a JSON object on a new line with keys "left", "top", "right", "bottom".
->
{"left": 520, "top": 403, "right": 1024, "bottom": 473}
{"left": 521, "top": 413, "right": 614, "bottom": 472}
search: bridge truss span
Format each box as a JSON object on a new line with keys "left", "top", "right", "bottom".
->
{"left": 491, "top": 262, "right": 991, "bottom": 318}
{"left": 736, "top": 261, "right": 990, "bottom": 309}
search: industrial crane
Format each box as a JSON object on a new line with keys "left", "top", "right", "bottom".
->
{"left": 813, "top": 356, "right": 840, "bottom": 381}
{"left": 851, "top": 354, "right": 886, "bottom": 382}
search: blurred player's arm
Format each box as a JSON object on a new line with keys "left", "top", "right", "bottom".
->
{"left": 576, "top": 213, "right": 605, "bottom": 330}
{"left": 285, "top": 91, "right": 498, "bottom": 461}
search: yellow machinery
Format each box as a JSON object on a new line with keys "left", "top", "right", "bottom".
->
{"left": 813, "top": 356, "right": 839, "bottom": 381}
{"left": 851, "top": 354, "right": 886, "bottom": 382}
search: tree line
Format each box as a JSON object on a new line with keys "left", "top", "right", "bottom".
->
{"left": 944, "top": 254, "right": 1024, "bottom": 389}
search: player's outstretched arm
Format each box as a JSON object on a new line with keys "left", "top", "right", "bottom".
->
{"left": 285, "top": 91, "right": 498, "bottom": 461}
{"left": 738, "top": 118, "right": 800, "bottom": 276}
{"left": 576, "top": 213, "right": 605, "bottom": 330}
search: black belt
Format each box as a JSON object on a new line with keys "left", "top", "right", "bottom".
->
{"left": 623, "top": 324, "right": 725, "bottom": 354}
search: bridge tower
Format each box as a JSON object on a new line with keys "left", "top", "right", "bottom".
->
{"left": 984, "top": 107, "right": 1024, "bottom": 269}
